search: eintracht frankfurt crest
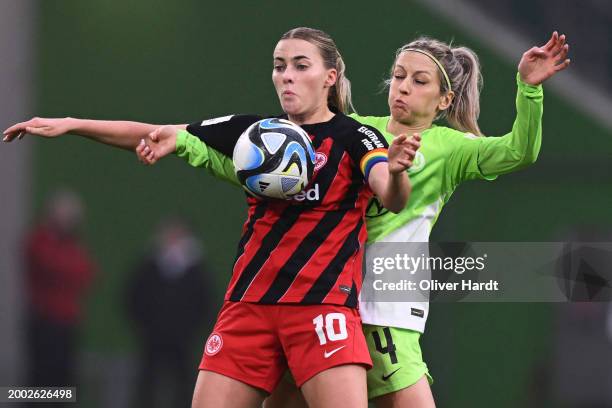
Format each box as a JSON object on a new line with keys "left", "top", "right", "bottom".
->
{"left": 205, "top": 333, "right": 223, "bottom": 356}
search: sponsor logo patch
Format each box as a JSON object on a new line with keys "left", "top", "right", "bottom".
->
{"left": 293, "top": 183, "right": 320, "bottom": 202}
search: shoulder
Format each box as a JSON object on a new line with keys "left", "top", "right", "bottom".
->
{"left": 185, "top": 114, "right": 266, "bottom": 157}
{"left": 187, "top": 114, "right": 263, "bottom": 132}
{"left": 332, "top": 113, "right": 387, "bottom": 148}
{"left": 426, "top": 125, "right": 484, "bottom": 163}
{"left": 348, "top": 113, "right": 389, "bottom": 131}
{"left": 427, "top": 125, "right": 479, "bottom": 143}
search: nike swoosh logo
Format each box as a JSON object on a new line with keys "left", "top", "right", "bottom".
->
{"left": 382, "top": 367, "right": 401, "bottom": 381}
{"left": 324, "top": 345, "right": 346, "bottom": 358}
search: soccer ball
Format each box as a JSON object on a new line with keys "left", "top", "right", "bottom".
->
{"left": 233, "top": 118, "right": 316, "bottom": 199}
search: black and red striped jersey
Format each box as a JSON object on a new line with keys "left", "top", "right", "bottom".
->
{"left": 186, "top": 113, "right": 389, "bottom": 307}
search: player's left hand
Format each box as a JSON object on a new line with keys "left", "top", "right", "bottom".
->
{"left": 136, "top": 125, "right": 179, "bottom": 165}
{"left": 518, "top": 31, "right": 570, "bottom": 86}
{"left": 388, "top": 132, "right": 421, "bottom": 174}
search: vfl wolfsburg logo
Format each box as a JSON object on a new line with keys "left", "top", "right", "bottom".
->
{"left": 366, "top": 152, "right": 425, "bottom": 218}
{"left": 408, "top": 151, "right": 425, "bottom": 174}
{"left": 366, "top": 197, "right": 388, "bottom": 218}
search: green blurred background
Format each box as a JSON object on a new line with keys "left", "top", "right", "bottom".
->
{"left": 22, "top": 0, "right": 612, "bottom": 406}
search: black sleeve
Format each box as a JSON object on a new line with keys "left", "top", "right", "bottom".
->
{"left": 186, "top": 114, "right": 262, "bottom": 157}
{"left": 342, "top": 121, "right": 390, "bottom": 179}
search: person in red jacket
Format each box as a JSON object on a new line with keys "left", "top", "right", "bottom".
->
{"left": 23, "top": 189, "right": 96, "bottom": 387}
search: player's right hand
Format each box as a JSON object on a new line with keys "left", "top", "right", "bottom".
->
{"left": 135, "top": 125, "right": 179, "bottom": 165}
{"left": 518, "top": 31, "right": 570, "bottom": 86}
{"left": 3, "top": 117, "right": 73, "bottom": 142}
{"left": 388, "top": 132, "right": 421, "bottom": 174}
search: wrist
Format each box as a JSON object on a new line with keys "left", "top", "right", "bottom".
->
{"left": 65, "top": 117, "right": 80, "bottom": 133}
{"left": 175, "top": 129, "right": 190, "bottom": 154}
{"left": 388, "top": 165, "right": 406, "bottom": 176}
{"left": 516, "top": 72, "right": 543, "bottom": 97}
{"left": 388, "top": 169, "right": 406, "bottom": 184}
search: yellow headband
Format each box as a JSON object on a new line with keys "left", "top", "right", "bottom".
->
{"left": 404, "top": 48, "right": 452, "bottom": 92}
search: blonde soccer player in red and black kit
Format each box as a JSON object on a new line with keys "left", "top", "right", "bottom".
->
{"left": 3, "top": 27, "right": 420, "bottom": 408}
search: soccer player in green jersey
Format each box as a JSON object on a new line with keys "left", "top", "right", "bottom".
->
{"left": 348, "top": 31, "right": 569, "bottom": 407}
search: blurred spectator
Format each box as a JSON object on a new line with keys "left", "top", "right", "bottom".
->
{"left": 125, "top": 217, "right": 213, "bottom": 408}
{"left": 23, "top": 189, "right": 96, "bottom": 388}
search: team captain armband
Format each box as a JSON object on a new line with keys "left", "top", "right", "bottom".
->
{"left": 360, "top": 148, "right": 388, "bottom": 181}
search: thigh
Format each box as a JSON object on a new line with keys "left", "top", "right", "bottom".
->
{"left": 300, "top": 364, "right": 368, "bottom": 408}
{"left": 363, "top": 325, "right": 432, "bottom": 401}
{"left": 372, "top": 376, "right": 435, "bottom": 408}
{"left": 192, "top": 370, "right": 266, "bottom": 408}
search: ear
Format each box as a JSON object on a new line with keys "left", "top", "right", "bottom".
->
{"left": 324, "top": 68, "right": 338, "bottom": 88}
{"left": 438, "top": 91, "right": 454, "bottom": 112}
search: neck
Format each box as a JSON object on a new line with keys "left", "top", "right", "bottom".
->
{"left": 386, "top": 116, "right": 432, "bottom": 137}
{"left": 289, "top": 104, "right": 334, "bottom": 125}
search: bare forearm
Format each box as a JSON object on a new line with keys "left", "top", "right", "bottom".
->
{"left": 379, "top": 171, "right": 411, "bottom": 213}
{"left": 68, "top": 118, "right": 163, "bottom": 150}
{"left": 369, "top": 164, "right": 411, "bottom": 214}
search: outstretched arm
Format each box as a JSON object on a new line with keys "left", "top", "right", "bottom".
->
{"left": 2, "top": 117, "right": 184, "bottom": 150}
{"left": 461, "top": 32, "right": 570, "bottom": 181}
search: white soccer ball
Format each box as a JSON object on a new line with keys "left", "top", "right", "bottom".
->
{"left": 233, "top": 118, "right": 316, "bottom": 199}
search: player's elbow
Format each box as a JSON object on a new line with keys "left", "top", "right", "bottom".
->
{"left": 505, "top": 146, "right": 538, "bottom": 170}
{"left": 524, "top": 148, "right": 540, "bottom": 165}
{"left": 512, "top": 147, "right": 539, "bottom": 171}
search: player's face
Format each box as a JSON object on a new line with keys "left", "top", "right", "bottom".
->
{"left": 388, "top": 51, "right": 452, "bottom": 126}
{"left": 272, "top": 39, "right": 336, "bottom": 122}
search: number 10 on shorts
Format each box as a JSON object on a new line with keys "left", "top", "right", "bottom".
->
{"left": 313, "top": 313, "right": 348, "bottom": 345}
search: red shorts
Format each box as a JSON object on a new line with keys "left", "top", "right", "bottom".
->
{"left": 199, "top": 301, "right": 372, "bottom": 393}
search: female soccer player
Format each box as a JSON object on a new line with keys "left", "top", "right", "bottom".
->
{"left": 136, "top": 31, "right": 570, "bottom": 408}
{"left": 3, "top": 28, "right": 419, "bottom": 408}
{"left": 352, "top": 31, "right": 569, "bottom": 408}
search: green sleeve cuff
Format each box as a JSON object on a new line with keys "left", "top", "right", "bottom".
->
{"left": 175, "top": 129, "right": 190, "bottom": 155}
{"left": 516, "top": 72, "right": 543, "bottom": 98}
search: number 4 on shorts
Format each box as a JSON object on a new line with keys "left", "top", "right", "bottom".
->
{"left": 372, "top": 328, "right": 398, "bottom": 364}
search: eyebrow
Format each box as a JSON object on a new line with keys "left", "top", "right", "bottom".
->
{"left": 394, "top": 65, "right": 433, "bottom": 76}
{"left": 273, "top": 55, "right": 311, "bottom": 62}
